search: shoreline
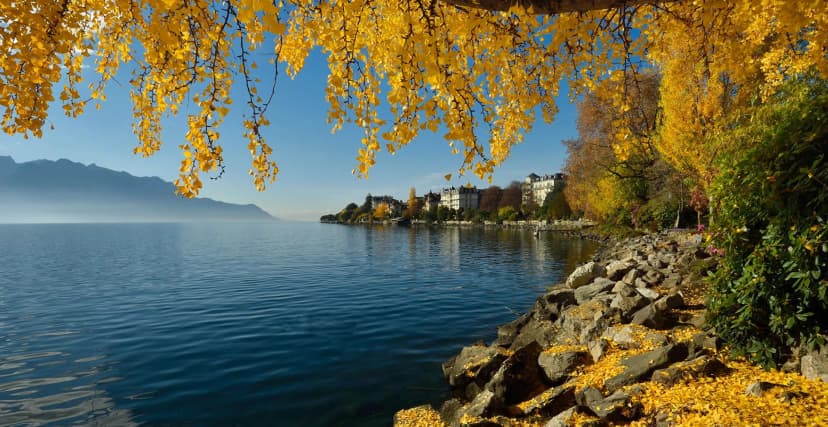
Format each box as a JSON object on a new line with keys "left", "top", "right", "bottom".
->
{"left": 321, "top": 219, "right": 611, "bottom": 242}
{"left": 394, "top": 231, "right": 828, "bottom": 426}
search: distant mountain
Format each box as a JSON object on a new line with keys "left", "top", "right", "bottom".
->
{"left": 0, "top": 156, "right": 275, "bottom": 223}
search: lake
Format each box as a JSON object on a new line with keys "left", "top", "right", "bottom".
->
{"left": 0, "top": 222, "right": 598, "bottom": 426}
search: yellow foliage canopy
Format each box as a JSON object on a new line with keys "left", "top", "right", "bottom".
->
{"left": 372, "top": 202, "right": 389, "bottom": 220}
{"left": 1, "top": 0, "right": 826, "bottom": 196}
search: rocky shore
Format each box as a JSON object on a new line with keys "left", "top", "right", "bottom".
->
{"left": 394, "top": 232, "right": 828, "bottom": 426}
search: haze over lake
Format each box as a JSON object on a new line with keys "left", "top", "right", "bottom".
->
{"left": 0, "top": 222, "right": 598, "bottom": 426}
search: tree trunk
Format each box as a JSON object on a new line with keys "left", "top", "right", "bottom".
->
{"left": 440, "top": 0, "right": 672, "bottom": 14}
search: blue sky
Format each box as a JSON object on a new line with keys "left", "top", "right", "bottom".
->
{"left": 0, "top": 50, "right": 578, "bottom": 221}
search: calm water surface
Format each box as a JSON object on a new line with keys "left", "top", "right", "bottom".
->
{"left": 0, "top": 222, "right": 598, "bottom": 426}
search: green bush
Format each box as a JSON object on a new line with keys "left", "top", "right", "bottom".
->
{"left": 636, "top": 197, "right": 678, "bottom": 231}
{"left": 707, "top": 77, "right": 828, "bottom": 368}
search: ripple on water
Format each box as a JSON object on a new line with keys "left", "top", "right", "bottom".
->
{"left": 0, "top": 222, "right": 598, "bottom": 427}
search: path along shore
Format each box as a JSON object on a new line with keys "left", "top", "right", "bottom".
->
{"left": 394, "top": 231, "right": 828, "bottom": 426}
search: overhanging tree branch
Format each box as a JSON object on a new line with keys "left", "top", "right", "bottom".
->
{"left": 440, "top": 0, "right": 672, "bottom": 14}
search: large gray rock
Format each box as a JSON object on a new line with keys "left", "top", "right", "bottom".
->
{"left": 486, "top": 341, "right": 549, "bottom": 407}
{"left": 574, "top": 278, "right": 615, "bottom": 304}
{"left": 611, "top": 281, "right": 638, "bottom": 297}
{"left": 544, "top": 407, "right": 577, "bottom": 427}
{"left": 463, "top": 389, "right": 498, "bottom": 419}
{"left": 566, "top": 262, "right": 606, "bottom": 289}
{"left": 636, "top": 287, "right": 660, "bottom": 301}
{"left": 662, "top": 273, "right": 682, "bottom": 288}
{"left": 588, "top": 339, "right": 610, "bottom": 362}
{"left": 654, "top": 293, "right": 685, "bottom": 311}
{"left": 801, "top": 348, "right": 828, "bottom": 382}
{"left": 556, "top": 299, "right": 613, "bottom": 345}
{"left": 651, "top": 356, "right": 730, "bottom": 387}
{"left": 520, "top": 384, "right": 576, "bottom": 417}
{"left": 538, "top": 350, "right": 592, "bottom": 384}
{"left": 610, "top": 293, "right": 649, "bottom": 320}
{"left": 687, "top": 332, "right": 721, "bottom": 358}
{"left": 586, "top": 390, "right": 642, "bottom": 422}
{"left": 602, "top": 325, "right": 668, "bottom": 349}
{"left": 621, "top": 268, "right": 641, "bottom": 285}
{"left": 642, "top": 269, "right": 664, "bottom": 285}
{"left": 575, "top": 385, "right": 603, "bottom": 407}
{"left": 647, "top": 253, "right": 666, "bottom": 269}
{"left": 634, "top": 277, "right": 650, "bottom": 289}
{"left": 491, "top": 313, "right": 531, "bottom": 348}
{"left": 605, "top": 260, "right": 635, "bottom": 281}
{"left": 532, "top": 289, "right": 577, "bottom": 321}
{"left": 439, "top": 399, "right": 464, "bottom": 426}
{"left": 509, "top": 319, "right": 559, "bottom": 351}
{"left": 604, "top": 343, "right": 689, "bottom": 392}
{"left": 745, "top": 381, "right": 783, "bottom": 397}
{"left": 630, "top": 304, "right": 672, "bottom": 329}
{"left": 443, "top": 345, "right": 507, "bottom": 393}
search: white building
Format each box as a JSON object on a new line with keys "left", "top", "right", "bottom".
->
{"left": 439, "top": 186, "right": 481, "bottom": 210}
{"left": 522, "top": 173, "right": 565, "bottom": 205}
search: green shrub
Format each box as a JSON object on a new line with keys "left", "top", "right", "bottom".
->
{"left": 636, "top": 197, "right": 679, "bottom": 231}
{"left": 707, "top": 77, "right": 828, "bottom": 368}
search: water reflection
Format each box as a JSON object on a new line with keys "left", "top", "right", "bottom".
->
{"left": 0, "top": 222, "right": 598, "bottom": 427}
{"left": 0, "top": 348, "right": 136, "bottom": 427}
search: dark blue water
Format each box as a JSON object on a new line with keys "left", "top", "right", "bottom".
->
{"left": 0, "top": 222, "right": 598, "bottom": 426}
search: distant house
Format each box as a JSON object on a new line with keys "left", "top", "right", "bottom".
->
{"left": 422, "top": 192, "right": 441, "bottom": 211}
{"left": 439, "top": 186, "right": 481, "bottom": 210}
{"left": 522, "top": 173, "right": 565, "bottom": 205}
{"left": 370, "top": 195, "right": 404, "bottom": 216}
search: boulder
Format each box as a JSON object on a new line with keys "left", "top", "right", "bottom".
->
{"left": 566, "top": 262, "right": 606, "bottom": 289}
{"left": 602, "top": 325, "right": 668, "bottom": 349}
{"left": 544, "top": 407, "right": 577, "bottom": 427}
{"left": 556, "top": 299, "right": 613, "bottom": 345}
{"left": 801, "top": 347, "right": 828, "bottom": 382}
{"left": 443, "top": 345, "right": 507, "bottom": 393}
{"left": 538, "top": 350, "right": 592, "bottom": 384}
{"left": 605, "top": 260, "right": 635, "bottom": 281}
{"left": 486, "top": 341, "right": 549, "bottom": 407}
{"left": 642, "top": 269, "right": 664, "bottom": 285}
{"left": 651, "top": 356, "right": 730, "bottom": 387}
{"left": 647, "top": 253, "right": 666, "bottom": 269}
{"left": 520, "top": 384, "right": 576, "bottom": 417}
{"left": 636, "top": 287, "right": 660, "bottom": 301}
{"left": 604, "top": 343, "right": 689, "bottom": 392}
{"left": 586, "top": 390, "right": 642, "bottom": 422}
{"left": 532, "top": 289, "right": 577, "bottom": 321}
{"left": 622, "top": 268, "right": 641, "bottom": 285}
{"left": 588, "top": 339, "right": 610, "bottom": 362}
{"left": 491, "top": 313, "right": 531, "bottom": 348}
{"left": 509, "top": 319, "right": 559, "bottom": 351}
{"left": 654, "top": 293, "right": 684, "bottom": 311}
{"left": 687, "top": 332, "right": 720, "bottom": 358}
{"left": 630, "top": 304, "right": 672, "bottom": 329}
{"left": 439, "top": 399, "right": 464, "bottom": 425}
{"left": 465, "top": 382, "right": 483, "bottom": 401}
{"left": 611, "top": 281, "right": 638, "bottom": 297}
{"left": 659, "top": 252, "right": 676, "bottom": 266}
{"left": 575, "top": 386, "right": 603, "bottom": 407}
{"left": 745, "top": 381, "right": 784, "bottom": 397}
{"left": 662, "top": 273, "right": 682, "bottom": 288}
{"left": 574, "top": 278, "right": 615, "bottom": 304}
{"left": 611, "top": 293, "right": 649, "bottom": 320}
{"left": 634, "top": 277, "right": 650, "bottom": 289}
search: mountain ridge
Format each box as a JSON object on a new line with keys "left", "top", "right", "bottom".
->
{"left": 0, "top": 156, "right": 275, "bottom": 223}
